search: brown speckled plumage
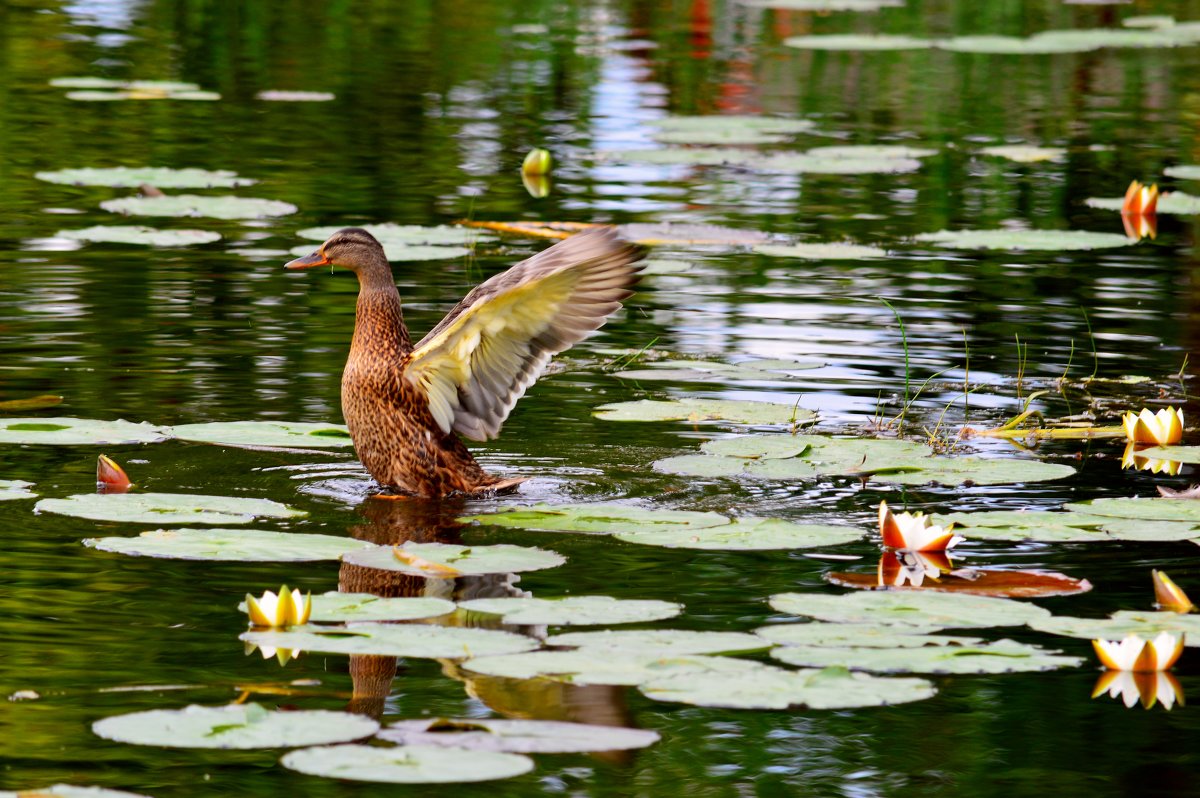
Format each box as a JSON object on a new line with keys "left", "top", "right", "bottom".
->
{"left": 286, "top": 226, "right": 644, "bottom": 497}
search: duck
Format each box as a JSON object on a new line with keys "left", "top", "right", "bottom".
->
{"left": 285, "top": 226, "right": 645, "bottom": 498}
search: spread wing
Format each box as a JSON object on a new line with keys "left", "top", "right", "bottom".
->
{"left": 404, "top": 227, "right": 645, "bottom": 440}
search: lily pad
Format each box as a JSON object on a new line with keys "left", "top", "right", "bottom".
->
{"left": 55, "top": 226, "right": 221, "bottom": 246}
{"left": 614, "top": 358, "right": 823, "bottom": 383}
{"left": 548, "top": 629, "right": 768, "bottom": 655}
{"left": 458, "top": 596, "right": 682, "bottom": 625}
{"left": 460, "top": 503, "right": 730, "bottom": 535}
{"left": 979, "top": 145, "right": 1067, "bottom": 163}
{"left": 915, "top": 229, "right": 1133, "bottom": 251}
{"left": 702, "top": 434, "right": 821, "bottom": 459}
{"left": 297, "top": 223, "right": 488, "bottom": 246}
{"left": 1135, "top": 445, "right": 1200, "bottom": 464}
{"left": 756, "top": 622, "right": 976, "bottom": 647}
{"left": 936, "top": 34, "right": 1097, "bottom": 53}
{"left": 256, "top": 90, "right": 336, "bottom": 101}
{"left": 1032, "top": 610, "right": 1200, "bottom": 647}
{"left": 648, "top": 129, "right": 789, "bottom": 146}
{"left": 771, "top": 639, "right": 1082, "bottom": 674}
{"left": 84, "top": 528, "right": 368, "bottom": 561}
{"left": 167, "top": 421, "right": 353, "bottom": 448}
{"left": 828, "top": 568, "right": 1093, "bottom": 598}
{"left": 769, "top": 591, "right": 1051, "bottom": 629}
{"left": 92, "top": 703, "right": 378, "bottom": 749}
{"left": 1164, "top": 165, "right": 1200, "bottom": 180}
{"left": 640, "top": 665, "right": 936, "bottom": 710}
{"left": 35, "top": 166, "right": 255, "bottom": 189}
{"left": 39, "top": 493, "right": 306, "bottom": 525}
{"left": 461, "top": 649, "right": 767, "bottom": 686}
{"left": 739, "top": 0, "right": 903, "bottom": 9}
{"left": 0, "top": 479, "right": 36, "bottom": 501}
{"left": 101, "top": 195, "right": 298, "bottom": 220}
{"left": 647, "top": 116, "right": 816, "bottom": 146}
{"left": 306, "top": 592, "right": 455, "bottom": 622}
{"left": 617, "top": 222, "right": 771, "bottom": 246}
{"left": 241, "top": 623, "right": 539, "bottom": 658}
{"left": 0, "top": 417, "right": 168, "bottom": 445}
{"left": 289, "top": 243, "right": 471, "bottom": 262}
{"left": 751, "top": 152, "right": 924, "bottom": 175}
{"left": 1064, "top": 497, "right": 1200, "bottom": 523}
{"left": 935, "top": 509, "right": 1200, "bottom": 543}
{"left": 783, "top": 34, "right": 933, "bottom": 51}
{"left": 754, "top": 242, "right": 887, "bottom": 260}
{"left": 66, "top": 89, "right": 221, "bottom": 102}
{"left": 615, "top": 518, "right": 862, "bottom": 550}
{"left": 871, "top": 456, "right": 1076, "bottom": 487}
{"left": 50, "top": 78, "right": 203, "bottom": 90}
{"left": 594, "top": 398, "right": 808, "bottom": 425}
{"left": 0, "top": 787, "right": 152, "bottom": 798}
{"left": 280, "top": 744, "right": 532, "bottom": 783}
{"left": 341, "top": 542, "right": 565, "bottom": 575}
{"left": 1086, "top": 191, "right": 1200, "bottom": 214}
{"left": 378, "top": 718, "right": 660, "bottom": 753}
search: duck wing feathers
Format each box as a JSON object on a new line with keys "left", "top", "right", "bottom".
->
{"left": 404, "top": 227, "right": 645, "bottom": 441}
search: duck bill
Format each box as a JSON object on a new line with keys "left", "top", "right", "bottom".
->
{"left": 285, "top": 251, "right": 331, "bottom": 270}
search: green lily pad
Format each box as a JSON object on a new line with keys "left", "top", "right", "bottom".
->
{"left": 167, "top": 421, "right": 353, "bottom": 448}
{"left": 1086, "top": 192, "right": 1200, "bottom": 214}
{"left": 614, "top": 359, "right": 823, "bottom": 383}
{"left": 40, "top": 493, "right": 306, "bottom": 525}
{"left": 460, "top": 503, "right": 730, "bottom": 535}
{"left": 936, "top": 34, "right": 1096, "bottom": 54}
{"left": 297, "top": 223, "right": 489, "bottom": 246}
{"left": 281, "top": 744, "right": 533, "bottom": 784}
{"left": 771, "top": 639, "right": 1082, "bottom": 674}
{"left": 55, "top": 226, "right": 221, "bottom": 246}
{"left": 769, "top": 591, "right": 1051, "bottom": 629}
{"left": 458, "top": 596, "right": 682, "bottom": 625}
{"left": 1032, "top": 610, "right": 1200, "bottom": 646}
{"left": 67, "top": 90, "right": 220, "bottom": 101}
{"left": 614, "top": 518, "right": 863, "bottom": 551}
{"left": 1123, "top": 16, "right": 1176, "bottom": 29}
{"left": 84, "top": 528, "right": 368, "bottom": 561}
{"left": 35, "top": 166, "right": 255, "bottom": 189}
{"left": 1064, "top": 497, "right": 1200, "bottom": 522}
{"left": 92, "top": 703, "right": 379, "bottom": 749}
{"left": 617, "top": 222, "right": 771, "bottom": 246}
{"left": 932, "top": 511, "right": 1109, "bottom": 543}
{"left": 50, "top": 78, "right": 203, "bottom": 90}
{"left": 1136, "top": 445, "right": 1200, "bottom": 464}
{"left": 807, "top": 145, "right": 938, "bottom": 160}
{"left": 290, "top": 243, "right": 470, "bottom": 262}
{"left": 0, "top": 417, "right": 168, "bottom": 445}
{"left": 101, "top": 195, "right": 297, "bottom": 220}
{"left": 979, "top": 145, "right": 1067, "bottom": 163}
{"left": 872, "top": 457, "right": 1076, "bottom": 487}
{"left": 1095, "top": 520, "right": 1200, "bottom": 542}
{"left": 648, "top": 129, "right": 789, "bottom": 146}
{"left": 548, "top": 629, "right": 769, "bottom": 655}
{"left": 640, "top": 665, "right": 936, "bottom": 710}
{"left": 647, "top": 116, "right": 816, "bottom": 145}
{"left": 640, "top": 259, "right": 694, "bottom": 275}
{"left": 915, "top": 229, "right": 1134, "bottom": 251}
{"left": 783, "top": 34, "right": 933, "bottom": 51}
{"left": 702, "top": 434, "right": 821, "bottom": 459}
{"left": 462, "top": 649, "right": 767, "bottom": 686}
{"left": 652, "top": 454, "right": 750, "bottom": 478}
{"left": 740, "top": 0, "right": 903, "bottom": 9}
{"left": 0, "top": 479, "right": 36, "bottom": 501}
{"left": 751, "top": 152, "right": 924, "bottom": 175}
{"left": 1164, "top": 165, "right": 1200, "bottom": 180}
{"left": 0, "top": 786, "right": 152, "bottom": 798}
{"left": 753, "top": 242, "right": 887, "bottom": 260}
{"left": 378, "top": 718, "right": 660, "bottom": 753}
{"left": 341, "top": 542, "right": 565, "bottom": 575}
{"left": 256, "top": 90, "right": 336, "bottom": 101}
{"left": 597, "top": 148, "right": 759, "bottom": 167}
{"left": 756, "top": 622, "right": 975, "bottom": 647}
{"left": 594, "top": 398, "right": 808, "bottom": 425}
{"left": 242, "top": 623, "right": 540, "bottom": 658}
{"left": 306, "top": 593, "right": 454, "bottom": 622}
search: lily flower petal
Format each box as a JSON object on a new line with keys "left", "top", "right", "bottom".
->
{"left": 96, "top": 454, "right": 132, "bottom": 493}
{"left": 1121, "top": 443, "right": 1182, "bottom": 475}
{"left": 522, "top": 148, "right": 552, "bottom": 177}
{"left": 1093, "top": 632, "right": 1184, "bottom": 671}
{"left": 1122, "top": 407, "right": 1184, "bottom": 446}
{"left": 245, "top": 585, "right": 309, "bottom": 628}
{"left": 1153, "top": 570, "right": 1196, "bottom": 614}
{"left": 1092, "top": 670, "right": 1182, "bottom": 709}
{"left": 878, "top": 500, "right": 963, "bottom": 552}
{"left": 1122, "top": 180, "right": 1159, "bottom": 216}
{"left": 877, "top": 550, "right": 953, "bottom": 587}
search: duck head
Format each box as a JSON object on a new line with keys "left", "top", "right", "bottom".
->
{"left": 285, "top": 227, "right": 387, "bottom": 273}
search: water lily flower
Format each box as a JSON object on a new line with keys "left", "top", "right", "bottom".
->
{"left": 245, "top": 585, "right": 311, "bottom": 628}
{"left": 521, "top": 172, "right": 551, "bottom": 199}
{"left": 1121, "top": 179, "right": 1159, "bottom": 216}
{"left": 878, "top": 500, "right": 963, "bottom": 552}
{"left": 877, "top": 549, "right": 954, "bottom": 587}
{"left": 96, "top": 454, "right": 132, "bottom": 493}
{"left": 244, "top": 641, "right": 302, "bottom": 666}
{"left": 1122, "top": 212, "right": 1157, "bottom": 241}
{"left": 1153, "top": 570, "right": 1195, "bottom": 614}
{"left": 1092, "top": 631, "right": 1184, "bottom": 672}
{"left": 1122, "top": 407, "right": 1183, "bottom": 446}
{"left": 1092, "top": 669, "right": 1183, "bottom": 710}
{"left": 1121, "top": 442, "right": 1182, "bottom": 476}
{"left": 521, "top": 147, "right": 552, "bottom": 177}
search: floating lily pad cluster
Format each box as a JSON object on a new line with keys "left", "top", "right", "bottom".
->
{"left": 50, "top": 77, "right": 221, "bottom": 101}
{"left": 293, "top": 223, "right": 493, "bottom": 262}
{"left": 599, "top": 142, "right": 934, "bottom": 175}
{"left": 934, "top": 497, "right": 1200, "bottom": 543}
{"left": 783, "top": 25, "right": 1200, "bottom": 52}
{"left": 652, "top": 433, "right": 1075, "bottom": 487}
{"left": 0, "top": 417, "right": 351, "bottom": 447}
{"left": 613, "top": 357, "right": 824, "bottom": 383}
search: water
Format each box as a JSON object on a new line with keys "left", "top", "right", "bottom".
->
{"left": 3, "top": 0, "right": 1200, "bottom": 795}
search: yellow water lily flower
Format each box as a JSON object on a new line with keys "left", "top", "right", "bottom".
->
{"left": 1092, "top": 669, "right": 1183, "bottom": 710}
{"left": 244, "top": 641, "right": 301, "bottom": 666}
{"left": 521, "top": 147, "right": 552, "bottom": 176}
{"left": 1092, "top": 631, "right": 1184, "bottom": 672}
{"left": 878, "top": 500, "right": 963, "bottom": 552}
{"left": 244, "top": 585, "right": 311, "bottom": 628}
{"left": 1121, "top": 442, "right": 1182, "bottom": 476}
{"left": 1121, "top": 407, "right": 1183, "bottom": 446}
{"left": 1153, "top": 570, "right": 1196, "bottom": 614}
{"left": 1121, "top": 179, "right": 1159, "bottom": 216}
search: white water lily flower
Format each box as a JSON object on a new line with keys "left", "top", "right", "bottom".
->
{"left": 1121, "top": 407, "right": 1183, "bottom": 446}
{"left": 878, "top": 500, "right": 963, "bottom": 552}
{"left": 245, "top": 585, "right": 311, "bottom": 628}
{"left": 1092, "top": 669, "right": 1182, "bottom": 710}
{"left": 244, "top": 641, "right": 302, "bottom": 666}
{"left": 1121, "top": 442, "right": 1181, "bottom": 475}
{"left": 1092, "top": 631, "right": 1184, "bottom": 672}
{"left": 877, "top": 549, "right": 953, "bottom": 587}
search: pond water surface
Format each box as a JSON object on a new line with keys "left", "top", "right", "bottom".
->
{"left": 4, "top": 0, "right": 1200, "bottom": 795}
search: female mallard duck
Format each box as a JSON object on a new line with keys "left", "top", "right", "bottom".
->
{"left": 286, "top": 227, "right": 644, "bottom": 498}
